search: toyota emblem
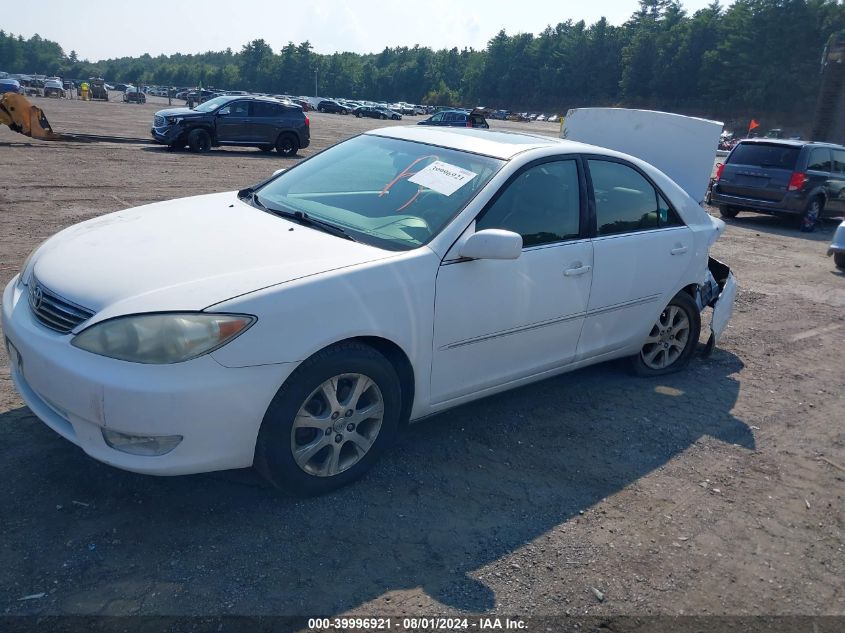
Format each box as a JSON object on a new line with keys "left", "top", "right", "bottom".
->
{"left": 31, "top": 285, "right": 44, "bottom": 310}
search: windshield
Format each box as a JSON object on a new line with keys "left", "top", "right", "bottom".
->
{"left": 255, "top": 134, "right": 504, "bottom": 250}
{"left": 193, "top": 96, "right": 230, "bottom": 112}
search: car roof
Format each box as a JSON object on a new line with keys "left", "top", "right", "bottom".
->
{"left": 366, "top": 126, "right": 595, "bottom": 160}
{"left": 216, "top": 95, "right": 288, "bottom": 105}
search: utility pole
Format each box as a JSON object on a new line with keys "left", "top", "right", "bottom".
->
{"left": 315, "top": 68, "right": 318, "bottom": 98}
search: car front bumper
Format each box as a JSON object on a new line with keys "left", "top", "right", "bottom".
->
{"left": 150, "top": 125, "right": 183, "bottom": 145}
{"left": 827, "top": 221, "right": 845, "bottom": 256}
{"left": 2, "top": 278, "right": 294, "bottom": 476}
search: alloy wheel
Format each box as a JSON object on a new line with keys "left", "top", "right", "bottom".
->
{"left": 640, "top": 306, "right": 691, "bottom": 370}
{"left": 290, "top": 373, "right": 384, "bottom": 477}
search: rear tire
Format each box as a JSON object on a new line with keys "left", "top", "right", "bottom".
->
{"left": 187, "top": 128, "right": 211, "bottom": 153}
{"left": 834, "top": 252, "right": 845, "bottom": 269}
{"left": 275, "top": 133, "right": 299, "bottom": 157}
{"left": 254, "top": 342, "right": 401, "bottom": 496}
{"left": 719, "top": 205, "right": 739, "bottom": 219}
{"left": 800, "top": 197, "right": 823, "bottom": 232}
{"left": 632, "top": 291, "right": 701, "bottom": 377}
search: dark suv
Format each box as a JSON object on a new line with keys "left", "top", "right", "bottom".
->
{"left": 316, "top": 99, "right": 350, "bottom": 114}
{"left": 151, "top": 95, "right": 310, "bottom": 156}
{"left": 711, "top": 139, "right": 845, "bottom": 228}
{"left": 417, "top": 109, "right": 489, "bottom": 129}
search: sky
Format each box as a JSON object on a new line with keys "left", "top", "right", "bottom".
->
{"left": 3, "top": 0, "right": 734, "bottom": 62}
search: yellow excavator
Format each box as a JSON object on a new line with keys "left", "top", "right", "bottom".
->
{"left": 1, "top": 92, "right": 148, "bottom": 144}
{"left": 0, "top": 92, "right": 64, "bottom": 140}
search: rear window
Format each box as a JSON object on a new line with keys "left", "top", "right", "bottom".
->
{"left": 728, "top": 143, "right": 800, "bottom": 170}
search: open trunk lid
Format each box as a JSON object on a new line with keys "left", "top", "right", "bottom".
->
{"left": 561, "top": 108, "right": 723, "bottom": 204}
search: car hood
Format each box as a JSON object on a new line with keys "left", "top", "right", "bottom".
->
{"left": 154, "top": 107, "right": 202, "bottom": 118}
{"left": 30, "top": 192, "right": 395, "bottom": 325}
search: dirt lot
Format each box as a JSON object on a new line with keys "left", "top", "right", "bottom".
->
{"left": 1, "top": 95, "right": 843, "bottom": 623}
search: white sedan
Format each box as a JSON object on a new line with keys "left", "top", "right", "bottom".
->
{"left": 2, "top": 126, "right": 736, "bottom": 495}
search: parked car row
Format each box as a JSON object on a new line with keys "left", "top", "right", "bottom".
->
{"left": 488, "top": 110, "right": 562, "bottom": 122}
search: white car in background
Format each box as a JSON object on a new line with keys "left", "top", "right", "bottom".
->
{"left": 829, "top": 219, "right": 845, "bottom": 269}
{"left": 3, "top": 125, "right": 736, "bottom": 495}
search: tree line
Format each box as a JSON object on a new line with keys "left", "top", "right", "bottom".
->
{"left": 2, "top": 0, "right": 844, "bottom": 130}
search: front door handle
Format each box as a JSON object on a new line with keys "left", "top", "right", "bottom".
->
{"left": 564, "top": 264, "right": 592, "bottom": 277}
{"left": 670, "top": 245, "right": 688, "bottom": 256}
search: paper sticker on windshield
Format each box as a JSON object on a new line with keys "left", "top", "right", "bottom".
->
{"left": 409, "top": 161, "right": 477, "bottom": 196}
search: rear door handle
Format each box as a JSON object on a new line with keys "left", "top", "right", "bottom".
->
{"left": 671, "top": 246, "right": 688, "bottom": 256}
{"left": 564, "top": 264, "right": 592, "bottom": 277}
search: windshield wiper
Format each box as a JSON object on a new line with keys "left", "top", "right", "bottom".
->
{"left": 287, "top": 210, "right": 355, "bottom": 241}
{"left": 239, "top": 188, "right": 354, "bottom": 241}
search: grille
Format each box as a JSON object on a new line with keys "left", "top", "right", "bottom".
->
{"left": 28, "top": 278, "right": 94, "bottom": 334}
{"left": 154, "top": 115, "right": 165, "bottom": 127}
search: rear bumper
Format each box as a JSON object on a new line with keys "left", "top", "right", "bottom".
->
{"left": 711, "top": 188, "right": 805, "bottom": 214}
{"left": 702, "top": 257, "right": 737, "bottom": 349}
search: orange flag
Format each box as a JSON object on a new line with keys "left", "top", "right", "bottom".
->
{"left": 748, "top": 119, "right": 760, "bottom": 132}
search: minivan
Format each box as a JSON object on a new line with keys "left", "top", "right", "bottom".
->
{"left": 711, "top": 139, "right": 845, "bottom": 229}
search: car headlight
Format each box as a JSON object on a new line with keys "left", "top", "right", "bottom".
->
{"left": 166, "top": 116, "right": 181, "bottom": 124}
{"left": 71, "top": 313, "right": 255, "bottom": 364}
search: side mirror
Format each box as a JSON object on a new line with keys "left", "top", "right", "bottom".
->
{"left": 459, "top": 229, "right": 522, "bottom": 261}
{"left": 272, "top": 168, "right": 286, "bottom": 177}
{"left": 217, "top": 107, "right": 230, "bottom": 116}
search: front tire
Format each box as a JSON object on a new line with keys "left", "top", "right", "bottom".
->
{"left": 255, "top": 342, "right": 402, "bottom": 495}
{"left": 632, "top": 291, "right": 701, "bottom": 376}
{"left": 834, "top": 252, "right": 845, "bottom": 269}
{"left": 719, "top": 205, "right": 739, "bottom": 219}
{"left": 187, "top": 128, "right": 211, "bottom": 153}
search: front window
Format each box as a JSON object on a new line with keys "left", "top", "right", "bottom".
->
{"left": 255, "top": 134, "right": 504, "bottom": 250}
{"left": 193, "top": 96, "right": 232, "bottom": 113}
{"left": 476, "top": 160, "right": 581, "bottom": 247}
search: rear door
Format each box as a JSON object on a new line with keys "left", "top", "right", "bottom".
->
{"left": 578, "top": 158, "right": 693, "bottom": 359}
{"left": 718, "top": 143, "right": 801, "bottom": 203}
{"left": 806, "top": 148, "right": 833, "bottom": 213}
{"left": 829, "top": 149, "right": 845, "bottom": 213}
{"left": 250, "top": 101, "right": 282, "bottom": 144}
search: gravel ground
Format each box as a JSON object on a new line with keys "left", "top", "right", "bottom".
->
{"left": 0, "top": 94, "right": 843, "bottom": 622}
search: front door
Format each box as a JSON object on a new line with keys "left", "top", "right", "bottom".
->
{"left": 431, "top": 158, "right": 593, "bottom": 404}
{"left": 215, "top": 100, "right": 251, "bottom": 143}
